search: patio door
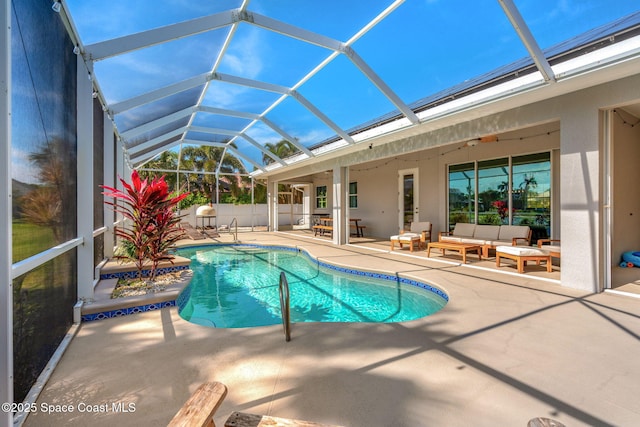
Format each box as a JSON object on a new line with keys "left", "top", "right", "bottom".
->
{"left": 398, "top": 168, "right": 419, "bottom": 231}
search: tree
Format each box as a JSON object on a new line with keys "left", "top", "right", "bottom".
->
{"left": 19, "top": 138, "right": 76, "bottom": 242}
{"left": 139, "top": 151, "right": 179, "bottom": 191}
{"left": 262, "top": 139, "right": 300, "bottom": 165}
{"left": 179, "top": 144, "right": 248, "bottom": 200}
{"left": 518, "top": 174, "right": 538, "bottom": 210}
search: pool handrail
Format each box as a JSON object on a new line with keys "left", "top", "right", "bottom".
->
{"left": 279, "top": 271, "right": 291, "bottom": 342}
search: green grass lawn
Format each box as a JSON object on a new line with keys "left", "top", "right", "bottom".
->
{"left": 12, "top": 220, "right": 55, "bottom": 264}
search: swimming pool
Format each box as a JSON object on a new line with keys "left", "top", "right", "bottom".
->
{"left": 176, "top": 245, "right": 447, "bottom": 328}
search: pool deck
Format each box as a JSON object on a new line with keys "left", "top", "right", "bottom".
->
{"left": 24, "top": 231, "right": 640, "bottom": 427}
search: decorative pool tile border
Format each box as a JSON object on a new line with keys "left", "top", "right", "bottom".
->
{"left": 99, "top": 264, "right": 189, "bottom": 280}
{"left": 176, "top": 243, "right": 449, "bottom": 302}
{"left": 176, "top": 283, "right": 191, "bottom": 311}
{"left": 82, "top": 301, "right": 176, "bottom": 322}
{"left": 87, "top": 243, "right": 448, "bottom": 323}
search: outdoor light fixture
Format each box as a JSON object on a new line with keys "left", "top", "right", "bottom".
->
{"left": 51, "top": 0, "right": 61, "bottom": 12}
{"left": 466, "top": 134, "right": 498, "bottom": 147}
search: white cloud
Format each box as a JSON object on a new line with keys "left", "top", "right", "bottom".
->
{"left": 219, "top": 25, "right": 266, "bottom": 79}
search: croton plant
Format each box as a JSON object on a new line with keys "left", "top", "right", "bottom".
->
{"left": 101, "top": 171, "right": 189, "bottom": 280}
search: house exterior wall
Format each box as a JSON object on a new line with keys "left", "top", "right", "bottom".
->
{"left": 267, "top": 73, "right": 640, "bottom": 292}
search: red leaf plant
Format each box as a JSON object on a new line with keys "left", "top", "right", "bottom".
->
{"left": 492, "top": 200, "right": 515, "bottom": 222}
{"left": 101, "top": 171, "right": 189, "bottom": 281}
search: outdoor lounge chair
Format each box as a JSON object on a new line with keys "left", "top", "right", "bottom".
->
{"left": 537, "top": 238, "right": 561, "bottom": 258}
{"left": 390, "top": 221, "right": 432, "bottom": 252}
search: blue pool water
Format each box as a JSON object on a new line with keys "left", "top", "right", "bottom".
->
{"left": 176, "top": 245, "right": 448, "bottom": 328}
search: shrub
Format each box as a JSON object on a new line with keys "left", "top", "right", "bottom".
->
{"left": 102, "top": 171, "right": 188, "bottom": 280}
{"left": 175, "top": 191, "right": 210, "bottom": 210}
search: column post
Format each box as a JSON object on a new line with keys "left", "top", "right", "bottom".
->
{"left": 77, "top": 55, "right": 94, "bottom": 301}
{"left": 332, "top": 167, "right": 349, "bottom": 245}
{"left": 1, "top": 0, "right": 13, "bottom": 421}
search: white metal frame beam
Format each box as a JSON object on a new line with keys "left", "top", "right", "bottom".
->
{"left": 109, "top": 72, "right": 210, "bottom": 115}
{"left": 1, "top": 0, "right": 13, "bottom": 422}
{"left": 195, "top": 105, "right": 308, "bottom": 153}
{"left": 125, "top": 126, "right": 188, "bottom": 155}
{"left": 94, "top": 3, "right": 414, "bottom": 171}
{"left": 497, "top": 0, "right": 556, "bottom": 83}
{"left": 343, "top": 47, "right": 419, "bottom": 123}
{"left": 243, "top": 8, "right": 418, "bottom": 124}
{"left": 84, "top": 10, "right": 238, "bottom": 61}
{"left": 120, "top": 106, "right": 195, "bottom": 140}
{"left": 130, "top": 137, "right": 270, "bottom": 173}
{"left": 77, "top": 56, "right": 95, "bottom": 301}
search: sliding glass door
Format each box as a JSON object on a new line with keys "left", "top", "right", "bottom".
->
{"left": 447, "top": 152, "right": 551, "bottom": 241}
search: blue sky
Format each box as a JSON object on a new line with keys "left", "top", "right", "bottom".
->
{"left": 63, "top": 0, "right": 640, "bottom": 170}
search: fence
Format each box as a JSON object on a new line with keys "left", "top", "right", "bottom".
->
{"left": 180, "top": 204, "right": 306, "bottom": 230}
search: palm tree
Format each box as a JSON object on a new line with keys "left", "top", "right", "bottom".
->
{"left": 262, "top": 139, "right": 300, "bottom": 165}
{"left": 179, "top": 144, "right": 248, "bottom": 200}
{"left": 138, "top": 151, "right": 179, "bottom": 190}
{"left": 519, "top": 174, "right": 537, "bottom": 210}
{"left": 498, "top": 180, "right": 509, "bottom": 197}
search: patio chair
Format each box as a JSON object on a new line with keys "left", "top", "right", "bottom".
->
{"left": 537, "top": 238, "right": 561, "bottom": 258}
{"left": 390, "top": 221, "right": 432, "bottom": 252}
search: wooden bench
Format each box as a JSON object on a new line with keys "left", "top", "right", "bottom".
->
{"left": 224, "top": 411, "right": 343, "bottom": 426}
{"left": 169, "top": 381, "right": 343, "bottom": 427}
{"left": 312, "top": 225, "right": 333, "bottom": 236}
{"left": 168, "top": 381, "right": 228, "bottom": 427}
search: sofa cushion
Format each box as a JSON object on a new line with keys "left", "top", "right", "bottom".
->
{"left": 391, "top": 233, "right": 420, "bottom": 241}
{"left": 484, "top": 239, "right": 512, "bottom": 247}
{"left": 453, "top": 223, "right": 476, "bottom": 237}
{"left": 410, "top": 221, "right": 431, "bottom": 233}
{"left": 539, "top": 245, "right": 561, "bottom": 255}
{"left": 440, "top": 235, "right": 463, "bottom": 243}
{"left": 473, "top": 225, "right": 500, "bottom": 240}
{"left": 498, "top": 225, "right": 530, "bottom": 241}
{"left": 460, "top": 237, "right": 486, "bottom": 245}
{"left": 496, "top": 245, "right": 546, "bottom": 256}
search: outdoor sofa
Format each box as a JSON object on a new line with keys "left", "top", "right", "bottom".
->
{"left": 438, "top": 223, "right": 532, "bottom": 257}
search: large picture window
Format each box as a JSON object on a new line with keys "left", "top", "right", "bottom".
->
{"left": 448, "top": 152, "right": 551, "bottom": 239}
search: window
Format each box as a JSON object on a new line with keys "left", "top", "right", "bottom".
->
{"left": 512, "top": 153, "right": 551, "bottom": 237}
{"left": 448, "top": 163, "right": 475, "bottom": 228}
{"left": 447, "top": 152, "right": 551, "bottom": 239}
{"left": 349, "top": 182, "right": 358, "bottom": 208}
{"left": 316, "top": 185, "right": 327, "bottom": 209}
{"left": 478, "top": 158, "right": 509, "bottom": 225}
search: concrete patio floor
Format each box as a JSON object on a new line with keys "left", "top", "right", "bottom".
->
{"left": 24, "top": 231, "right": 640, "bottom": 427}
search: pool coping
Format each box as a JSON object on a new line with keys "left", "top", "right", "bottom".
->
{"left": 83, "top": 242, "right": 449, "bottom": 323}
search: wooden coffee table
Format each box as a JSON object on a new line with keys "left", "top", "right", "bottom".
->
{"left": 427, "top": 241, "right": 483, "bottom": 264}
